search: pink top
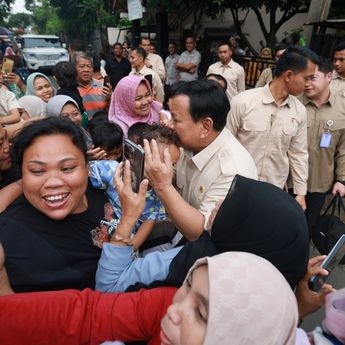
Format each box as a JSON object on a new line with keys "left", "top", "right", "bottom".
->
{"left": 108, "top": 75, "right": 162, "bottom": 137}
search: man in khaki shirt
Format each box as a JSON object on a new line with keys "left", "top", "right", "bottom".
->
{"left": 207, "top": 42, "right": 245, "bottom": 98}
{"left": 228, "top": 46, "right": 319, "bottom": 210}
{"left": 300, "top": 57, "right": 345, "bottom": 234}
{"left": 129, "top": 47, "right": 165, "bottom": 103}
{"left": 330, "top": 41, "right": 345, "bottom": 92}
{"left": 144, "top": 79, "right": 258, "bottom": 241}
{"left": 140, "top": 37, "right": 166, "bottom": 81}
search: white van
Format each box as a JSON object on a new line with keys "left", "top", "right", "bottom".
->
{"left": 13, "top": 34, "right": 69, "bottom": 70}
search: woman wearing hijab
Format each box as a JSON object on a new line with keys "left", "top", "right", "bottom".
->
{"left": 25, "top": 72, "right": 55, "bottom": 102}
{"left": 0, "top": 248, "right": 298, "bottom": 345}
{"left": 108, "top": 75, "right": 162, "bottom": 137}
{"left": 17, "top": 95, "right": 47, "bottom": 120}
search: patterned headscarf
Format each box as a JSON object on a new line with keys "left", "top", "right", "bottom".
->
{"left": 25, "top": 72, "right": 55, "bottom": 100}
{"left": 108, "top": 75, "right": 162, "bottom": 137}
{"left": 185, "top": 252, "right": 298, "bottom": 345}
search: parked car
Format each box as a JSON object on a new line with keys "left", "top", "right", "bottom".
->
{"left": 12, "top": 34, "right": 69, "bottom": 71}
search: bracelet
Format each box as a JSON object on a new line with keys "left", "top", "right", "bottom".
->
{"left": 110, "top": 234, "right": 133, "bottom": 246}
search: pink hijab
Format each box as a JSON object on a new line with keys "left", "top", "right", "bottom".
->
{"left": 108, "top": 75, "right": 162, "bottom": 137}
{"left": 186, "top": 252, "right": 298, "bottom": 345}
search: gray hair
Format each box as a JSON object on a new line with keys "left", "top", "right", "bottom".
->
{"left": 72, "top": 51, "right": 93, "bottom": 65}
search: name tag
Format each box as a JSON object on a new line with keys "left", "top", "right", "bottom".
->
{"left": 320, "top": 132, "right": 332, "bottom": 148}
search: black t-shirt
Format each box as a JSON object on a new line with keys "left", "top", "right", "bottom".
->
{"left": 105, "top": 55, "right": 131, "bottom": 89}
{"left": 0, "top": 182, "right": 108, "bottom": 292}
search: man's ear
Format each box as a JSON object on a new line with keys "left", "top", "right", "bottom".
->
{"left": 200, "top": 117, "right": 214, "bottom": 139}
{"left": 283, "top": 70, "right": 294, "bottom": 82}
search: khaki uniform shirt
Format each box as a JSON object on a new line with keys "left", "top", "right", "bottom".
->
{"left": 176, "top": 128, "right": 258, "bottom": 229}
{"left": 130, "top": 65, "right": 165, "bottom": 103}
{"left": 146, "top": 53, "right": 166, "bottom": 81}
{"left": 330, "top": 70, "right": 345, "bottom": 93}
{"left": 207, "top": 59, "right": 245, "bottom": 98}
{"left": 227, "top": 83, "right": 308, "bottom": 195}
{"left": 299, "top": 91, "right": 345, "bottom": 193}
{"left": 255, "top": 67, "right": 273, "bottom": 88}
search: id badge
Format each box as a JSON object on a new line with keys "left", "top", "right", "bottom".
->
{"left": 320, "top": 132, "right": 332, "bottom": 148}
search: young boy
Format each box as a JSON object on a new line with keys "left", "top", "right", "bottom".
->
{"left": 89, "top": 124, "right": 180, "bottom": 254}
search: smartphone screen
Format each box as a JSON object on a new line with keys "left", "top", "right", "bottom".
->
{"left": 2, "top": 58, "right": 14, "bottom": 73}
{"left": 123, "top": 139, "right": 145, "bottom": 193}
{"left": 309, "top": 234, "right": 345, "bottom": 291}
{"left": 103, "top": 75, "right": 110, "bottom": 87}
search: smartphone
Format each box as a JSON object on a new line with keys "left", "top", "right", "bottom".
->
{"left": 103, "top": 75, "right": 110, "bottom": 87}
{"left": 123, "top": 139, "right": 145, "bottom": 193}
{"left": 144, "top": 74, "right": 153, "bottom": 89}
{"left": 1, "top": 58, "right": 14, "bottom": 73}
{"left": 309, "top": 234, "right": 345, "bottom": 291}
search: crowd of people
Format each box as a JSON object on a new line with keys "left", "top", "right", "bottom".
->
{"left": 0, "top": 35, "right": 345, "bottom": 345}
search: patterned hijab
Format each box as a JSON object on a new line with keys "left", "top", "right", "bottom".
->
{"left": 185, "top": 252, "right": 298, "bottom": 345}
{"left": 108, "top": 75, "right": 162, "bottom": 137}
{"left": 25, "top": 72, "right": 55, "bottom": 99}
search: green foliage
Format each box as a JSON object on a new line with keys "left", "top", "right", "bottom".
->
{"left": 31, "top": 0, "right": 64, "bottom": 34}
{"left": 7, "top": 12, "right": 33, "bottom": 30}
{"left": 0, "top": 0, "right": 15, "bottom": 25}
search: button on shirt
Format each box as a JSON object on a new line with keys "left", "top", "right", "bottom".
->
{"left": 178, "top": 49, "right": 201, "bottom": 81}
{"left": 165, "top": 53, "right": 180, "bottom": 85}
{"left": 176, "top": 128, "right": 258, "bottom": 229}
{"left": 206, "top": 59, "right": 245, "bottom": 98}
{"left": 300, "top": 91, "right": 345, "bottom": 193}
{"left": 227, "top": 83, "right": 308, "bottom": 195}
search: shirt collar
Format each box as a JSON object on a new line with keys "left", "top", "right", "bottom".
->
{"left": 221, "top": 59, "right": 233, "bottom": 68}
{"left": 187, "top": 128, "right": 228, "bottom": 171}
{"left": 301, "top": 90, "right": 334, "bottom": 107}
{"left": 262, "top": 83, "right": 291, "bottom": 108}
{"left": 332, "top": 70, "right": 345, "bottom": 80}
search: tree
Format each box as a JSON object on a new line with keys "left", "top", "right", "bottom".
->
{"left": 146, "top": 0, "right": 311, "bottom": 54}
{"left": 7, "top": 12, "right": 32, "bottom": 30}
{"left": 31, "top": 0, "right": 64, "bottom": 34}
{"left": 0, "top": 0, "right": 15, "bottom": 25}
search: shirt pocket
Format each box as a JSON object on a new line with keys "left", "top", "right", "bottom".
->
{"left": 282, "top": 122, "right": 299, "bottom": 149}
{"left": 242, "top": 119, "right": 267, "bottom": 132}
{"left": 320, "top": 120, "right": 345, "bottom": 146}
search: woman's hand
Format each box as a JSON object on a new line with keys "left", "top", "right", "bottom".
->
{"left": 114, "top": 160, "right": 148, "bottom": 221}
{"left": 295, "top": 255, "right": 336, "bottom": 319}
{"left": 87, "top": 146, "right": 107, "bottom": 160}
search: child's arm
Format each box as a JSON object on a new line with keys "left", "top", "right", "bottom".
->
{"left": 131, "top": 219, "right": 155, "bottom": 250}
{"left": 0, "top": 109, "right": 20, "bottom": 125}
{"left": 0, "top": 180, "right": 22, "bottom": 213}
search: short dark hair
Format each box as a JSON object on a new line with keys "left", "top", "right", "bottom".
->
{"left": 206, "top": 74, "right": 228, "bottom": 93}
{"left": 334, "top": 41, "right": 345, "bottom": 53}
{"left": 133, "top": 47, "right": 147, "bottom": 60}
{"left": 87, "top": 120, "right": 123, "bottom": 151}
{"left": 185, "top": 36, "right": 195, "bottom": 42}
{"left": 317, "top": 56, "right": 333, "bottom": 74}
{"left": 137, "top": 123, "right": 180, "bottom": 147}
{"left": 168, "top": 42, "right": 177, "bottom": 47}
{"left": 170, "top": 79, "right": 229, "bottom": 131}
{"left": 217, "top": 42, "right": 231, "bottom": 50}
{"left": 128, "top": 122, "right": 152, "bottom": 144}
{"left": 53, "top": 61, "right": 78, "bottom": 88}
{"left": 274, "top": 42, "right": 290, "bottom": 53}
{"left": 113, "top": 42, "right": 122, "bottom": 49}
{"left": 275, "top": 46, "right": 319, "bottom": 77}
{"left": 12, "top": 117, "right": 87, "bottom": 167}
{"left": 92, "top": 111, "right": 108, "bottom": 122}
{"left": 140, "top": 37, "right": 150, "bottom": 44}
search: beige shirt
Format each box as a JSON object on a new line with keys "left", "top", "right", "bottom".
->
{"left": 130, "top": 65, "right": 165, "bottom": 103}
{"left": 0, "top": 87, "right": 20, "bottom": 116}
{"left": 146, "top": 53, "right": 166, "bottom": 81}
{"left": 299, "top": 91, "right": 345, "bottom": 192}
{"left": 207, "top": 59, "right": 245, "bottom": 98}
{"left": 330, "top": 70, "right": 345, "bottom": 93}
{"left": 227, "top": 84, "right": 308, "bottom": 195}
{"left": 255, "top": 67, "right": 273, "bottom": 88}
{"left": 176, "top": 128, "right": 258, "bottom": 229}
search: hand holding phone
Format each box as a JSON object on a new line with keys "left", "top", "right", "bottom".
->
{"left": 123, "top": 139, "right": 145, "bottom": 193}
{"left": 309, "top": 234, "right": 345, "bottom": 291}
